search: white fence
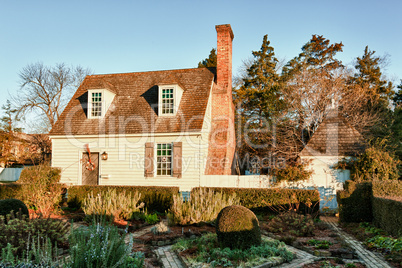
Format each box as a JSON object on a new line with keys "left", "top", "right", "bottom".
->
{"left": 200, "top": 175, "right": 274, "bottom": 188}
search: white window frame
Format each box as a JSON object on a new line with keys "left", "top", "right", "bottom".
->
{"left": 158, "top": 85, "right": 177, "bottom": 116}
{"left": 155, "top": 143, "right": 173, "bottom": 176}
{"left": 88, "top": 90, "right": 104, "bottom": 119}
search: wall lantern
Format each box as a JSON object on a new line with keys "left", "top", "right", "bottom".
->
{"left": 101, "top": 152, "right": 108, "bottom": 160}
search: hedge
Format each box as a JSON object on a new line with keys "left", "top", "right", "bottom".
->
{"left": 337, "top": 180, "right": 373, "bottom": 223}
{"left": 372, "top": 197, "right": 402, "bottom": 237}
{"left": 372, "top": 180, "right": 402, "bottom": 198}
{"left": 337, "top": 180, "right": 402, "bottom": 224}
{"left": 67, "top": 185, "right": 179, "bottom": 213}
{"left": 191, "top": 187, "right": 320, "bottom": 216}
{"left": 0, "top": 184, "right": 24, "bottom": 200}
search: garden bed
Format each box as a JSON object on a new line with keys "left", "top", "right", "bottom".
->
{"left": 341, "top": 222, "right": 402, "bottom": 268}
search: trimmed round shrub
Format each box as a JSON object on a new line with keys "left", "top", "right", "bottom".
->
{"left": 216, "top": 205, "right": 261, "bottom": 250}
{"left": 0, "top": 198, "right": 29, "bottom": 219}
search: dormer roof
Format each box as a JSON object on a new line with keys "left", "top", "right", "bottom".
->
{"left": 50, "top": 67, "right": 215, "bottom": 136}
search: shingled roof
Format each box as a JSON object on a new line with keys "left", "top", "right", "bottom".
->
{"left": 300, "top": 112, "right": 365, "bottom": 157}
{"left": 50, "top": 67, "right": 215, "bottom": 136}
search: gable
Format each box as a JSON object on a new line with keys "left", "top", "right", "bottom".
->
{"left": 300, "top": 114, "right": 365, "bottom": 157}
{"left": 50, "top": 68, "right": 215, "bottom": 136}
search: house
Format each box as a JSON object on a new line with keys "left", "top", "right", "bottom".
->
{"left": 0, "top": 132, "right": 50, "bottom": 168}
{"left": 49, "top": 25, "right": 236, "bottom": 191}
{"left": 299, "top": 107, "right": 365, "bottom": 210}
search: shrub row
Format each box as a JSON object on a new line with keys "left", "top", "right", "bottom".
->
{"left": 372, "top": 197, "right": 402, "bottom": 237}
{"left": 191, "top": 187, "right": 320, "bottom": 215}
{"left": 0, "top": 184, "right": 23, "bottom": 200}
{"left": 337, "top": 180, "right": 402, "bottom": 224}
{"left": 337, "top": 180, "right": 373, "bottom": 223}
{"left": 67, "top": 185, "right": 179, "bottom": 213}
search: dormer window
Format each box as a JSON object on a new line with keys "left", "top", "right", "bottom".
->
{"left": 91, "top": 92, "right": 103, "bottom": 117}
{"left": 161, "top": 88, "right": 174, "bottom": 115}
{"left": 87, "top": 89, "right": 116, "bottom": 119}
{"left": 158, "top": 84, "right": 183, "bottom": 116}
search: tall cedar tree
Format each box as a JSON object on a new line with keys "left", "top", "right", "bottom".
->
{"left": 282, "top": 35, "right": 343, "bottom": 79}
{"left": 198, "top": 48, "right": 217, "bottom": 68}
{"left": 348, "top": 46, "right": 394, "bottom": 142}
{"left": 233, "top": 35, "right": 284, "bottom": 171}
{"left": 350, "top": 46, "right": 394, "bottom": 110}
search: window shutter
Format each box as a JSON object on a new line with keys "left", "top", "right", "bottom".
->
{"left": 173, "top": 142, "right": 182, "bottom": 178}
{"left": 145, "top": 142, "right": 154, "bottom": 177}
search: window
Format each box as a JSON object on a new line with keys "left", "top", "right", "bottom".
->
{"left": 91, "top": 92, "right": 102, "bottom": 117}
{"left": 156, "top": 143, "right": 172, "bottom": 176}
{"left": 161, "top": 88, "right": 174, "bottom": 115}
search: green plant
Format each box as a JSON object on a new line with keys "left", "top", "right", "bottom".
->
{"left": 351, "top": 140, "right": 401, "bottom": 181}
{"left": 66, "top": 222, "right": 143, "bottom": 268}
{"left": 168, "top": 188, "right": 240, "bottom": 225}
{"left": 0, "top": 212, "right": 69, "bottom": 258}
{"left": 216, "top": 205, "right": 261, "bottom": 250}
{"left": 143, "top": 212, "right": 159, "bottom": 224}
{"left": 172, "top": 233, "right": 293, "bottom": 267}
{"left": 17, "top": 164, "right": 64, "bottom": 217}
{"left": 307, "top": 239, "right": 333, "bottom": 249}
{"left": 366, "top": 235, "right": 402, "bottom": 253}
{"left": 0, "top": 198, "right": 29, "bottom": 220}
{"left": 345, "top": 263, "right": 357, "bottom": 268}
{"left": 0, "top": 235, "right": 61, "bottom": 266}
{"left": 83, "top": 188, "right": 144, "bottom": 222}
{"left": 267, "top": 211, "right": 314, "bottom": 237}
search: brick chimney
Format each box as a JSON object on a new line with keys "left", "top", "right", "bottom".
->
{"left": 205, "top": 24, "right": 236, "bottom": 175}
{"left": 215, "top": 24, "right": 234, "bottom": 92}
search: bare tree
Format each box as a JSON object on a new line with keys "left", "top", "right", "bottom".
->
{"left": 13, "top": 62, "right": 92, "bottom": 132}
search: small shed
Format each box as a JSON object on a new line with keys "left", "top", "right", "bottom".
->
{"left": 299, "top": 110, "right": 365, "bottom": 211}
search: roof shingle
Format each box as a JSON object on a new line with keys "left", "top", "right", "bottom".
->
{"left": 50, "top": 68, "right": 215, "bottom": 136}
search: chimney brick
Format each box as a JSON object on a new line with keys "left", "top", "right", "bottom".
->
{"left": 205, "top": 24, "right": 236, "bottom": 175}
{"left": 215, "top": 24, "right": 234, "bottom": 93}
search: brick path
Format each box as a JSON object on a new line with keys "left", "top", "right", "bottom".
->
{"left": 155, "top": 246, "right": 186, "bottom": 268}
{"left": 148, "top": 217, "right": 394, "bottom": 267}
{"left": 321, "top": 216, "right": 392, "bottom": 268}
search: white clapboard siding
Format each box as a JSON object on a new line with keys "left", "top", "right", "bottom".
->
{"left": 51, "top": 133, "right": 210, "bottom": 191}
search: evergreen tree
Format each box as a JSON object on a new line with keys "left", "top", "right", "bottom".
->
{"left": 233, "top": 35, "right": 285, "bottom": 172}
{"left": 235, "top": 35, "right": 284, "bottom": 122}
{"left": 393, "top": 80, "right": 402, "bottom": 106}
{"left": 198, "top": 48, "right": 217, "bottom": 68}
{"left": 282, "top": 35, "right": 343, "bottom": 79}
{"left": 350, "top": 46, "right": 394, "bottom": 109}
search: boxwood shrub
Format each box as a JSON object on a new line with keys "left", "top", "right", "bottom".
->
{"left": 372, "top": 197, "right": 402, "bottom": 237}
{"left": 67, "top": 185, "right": 179, "bottom": 213}
{"left": 337, "top": 180, "right": 373, "bottom": 223}
{"left": 337, "top": 180, "right": 402, "bottom": 224}
{"left": 191, "top": 187, "right": 320, "bottom": 216}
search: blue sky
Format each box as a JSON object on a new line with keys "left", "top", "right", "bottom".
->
{"left": 1, "top": 0, "right": 401, "bottom": 126}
